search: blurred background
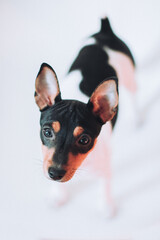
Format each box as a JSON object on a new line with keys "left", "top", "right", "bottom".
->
{"left": 0, "top": 0, "right": 160, "bottom": 239}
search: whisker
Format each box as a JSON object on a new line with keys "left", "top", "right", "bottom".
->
{"left": 72, "top": 169, "right": 88, "bottom": 178}
{"left": 33, "top": 157, "right": 43, "bottom": 168}
{"left": 33, "top": 157, "right": 43, "bottom": 162}
{"left": 77, "top": 168, "right": 87, "bottom": 172}
{"left": 35, "top": 163, "right": 43, "bottom": 167}
{"left": 72, "top": 167, "right": 88, "bottom": 172}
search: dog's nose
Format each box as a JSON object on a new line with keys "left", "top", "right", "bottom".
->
{"left": 48, "top": 167, "right": 66, "bottom": 181}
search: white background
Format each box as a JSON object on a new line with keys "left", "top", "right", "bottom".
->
{"left": 0, "top": 0, "right": 160, "bottom": 239}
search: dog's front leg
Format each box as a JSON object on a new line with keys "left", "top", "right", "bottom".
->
{"left": 47, "top": 183, "right": 70, "bottom": 207}
{"left": 88, "top": 123, "right": 116, "bottom": 218}
{"left": 97, "top": 145, "right": 116, "bottom": 219}
{"left": 97, "top": 171, "right": 116, "bottom": 219}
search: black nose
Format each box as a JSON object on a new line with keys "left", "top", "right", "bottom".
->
{"left": 48, "top": 167, "right": 66, "bottom": 181}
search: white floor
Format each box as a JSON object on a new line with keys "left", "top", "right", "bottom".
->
{"left": 1, "top": 0, "right": 160, "bottom": 239}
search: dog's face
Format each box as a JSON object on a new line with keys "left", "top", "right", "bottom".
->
{"left": 35, "top": 63, "right": 118, "bottom": 182}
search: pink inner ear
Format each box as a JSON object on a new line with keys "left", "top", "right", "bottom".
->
{"left": 95, "top": 95, "right": 113, "bottom": 123}
{"left": 90, "top": 80, "right": 118, "bottom": 123}
{"left": 35, "top": 65, "right": 60, "bottom": 110}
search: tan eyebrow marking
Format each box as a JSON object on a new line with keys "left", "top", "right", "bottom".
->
{"left": 52, "top": 121, "right": 61, "bottom": 133}
{"left": 73, "top": 126, "right": 84, "bottom": 137}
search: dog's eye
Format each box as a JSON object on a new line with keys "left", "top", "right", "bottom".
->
{"left": 78, "top": 134, "right": 91, "bottom": 146}
{"left": 43, "top": 128, "right": 54, "bottom": 139}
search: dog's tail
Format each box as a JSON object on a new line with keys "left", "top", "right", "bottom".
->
{"left": 100, "top": 17, "right": 114, "bottom": 34}
{"left": 91, "top": 17, "right": 114, "bottom": 38}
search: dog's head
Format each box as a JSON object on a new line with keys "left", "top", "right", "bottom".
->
{"left": 34, "top": 63, "right": 118, "bottom": 182}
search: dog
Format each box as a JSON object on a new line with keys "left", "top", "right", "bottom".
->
{"left": 34, "top": 17, "right": 136, "bottom": 215}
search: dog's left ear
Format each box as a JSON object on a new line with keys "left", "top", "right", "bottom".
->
{"left": 34, "top": 63, "right": 61, "bottom": 110}
{"left": 88, "top": 79, "right": 118, "bottom": 124}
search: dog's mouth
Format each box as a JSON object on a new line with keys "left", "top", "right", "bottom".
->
{"left": 47, "top": 168, "right": 76, "bottom": 182}
{"left": 42, "top": 160, "right": 76, "bottom": 182}
{"left": 58, "top": 169, "right": 76, "bottom": 182}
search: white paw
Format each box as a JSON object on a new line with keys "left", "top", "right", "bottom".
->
{"left": 47, "top": 184, "right": 69, "bottom": 208}
{"left": 97, "top": 198, "right": 117, "bottom": 219}
{"left": 96, "top": 180, "right": 117, "bottom": 219}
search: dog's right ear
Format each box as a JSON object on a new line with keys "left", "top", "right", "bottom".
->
{"left": 34, "top": 63, "right": 61, "bottom": 110}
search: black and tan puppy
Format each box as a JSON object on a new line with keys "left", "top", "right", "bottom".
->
{"left": 34, "top": 17, "right": 136, "bottom": 212}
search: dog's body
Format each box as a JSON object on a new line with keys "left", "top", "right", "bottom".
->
{"left": 35, "top": 18, "right": 136, "bottom": 215}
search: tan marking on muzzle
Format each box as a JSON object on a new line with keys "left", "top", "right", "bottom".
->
{"left": 61, "top": 139, "right": 97, "bottom": 182}
{"left": 52, "top": 121, "right": 61, "bottom": 133}
{"left": 73, "top": 126, "right": 84, "bottom": 137}
{"left": 42, "top": 144, "right": 55, "bottom": 178}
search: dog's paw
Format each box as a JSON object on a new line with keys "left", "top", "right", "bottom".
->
{"left": 96, "top": 180, "right": 117, "bottom": 219}
{"left": 47, "top": 184, "right": 69, "bottom": 208}
{"left": 97, "top": 198, "right": 117, "bottom": 219}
